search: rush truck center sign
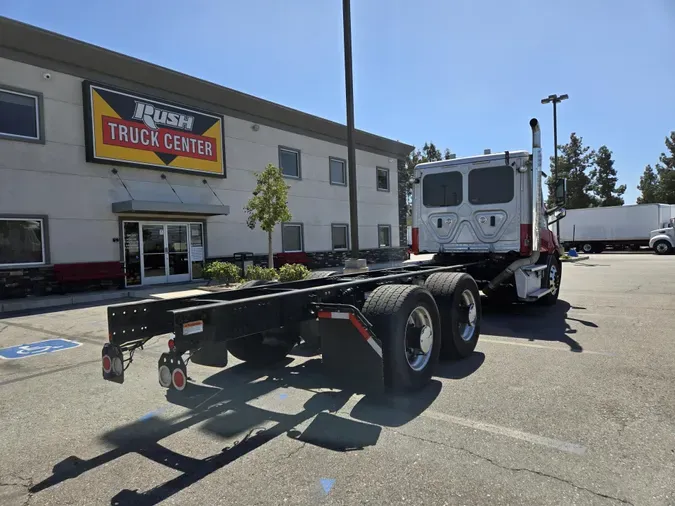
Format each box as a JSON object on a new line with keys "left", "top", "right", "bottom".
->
{"left": 82, "top": 81, "right": 226, "bottom": 176}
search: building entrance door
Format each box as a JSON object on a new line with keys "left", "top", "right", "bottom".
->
{"left": 140, "top": 223, "right": 190, "bottom": 285}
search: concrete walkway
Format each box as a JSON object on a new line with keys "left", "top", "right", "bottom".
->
{"left": 0, "top": 255, "right": 433, "bottom": 315}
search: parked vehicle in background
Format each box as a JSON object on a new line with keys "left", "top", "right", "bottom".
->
{"left": 411, "top": 118, "right": 567, "bottom": 306}
{"left": 649, "top": 217, "right": 675, "bottom": 255}
{"left": 556, "top": 204, "right": 675, "bottom": 254}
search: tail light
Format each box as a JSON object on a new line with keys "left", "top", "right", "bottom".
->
{"left": 412, "top": 227, "right": 419, "bottom": 255}
{"left": 101, "top": 343, "right": 125, "bottom": 384}
{"left": 157, "top": 352, "right": 188, "bottom": 391}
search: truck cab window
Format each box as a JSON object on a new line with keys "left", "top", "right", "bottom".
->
{"left": 423, "top": 172, "right": 463, "bottom": 207}
{"left": 468, "top": 165, "right": 514, "bottom": 205}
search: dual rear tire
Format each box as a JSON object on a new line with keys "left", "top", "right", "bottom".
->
{"left": 361, "top": 273, "right": 481, "bottom": 392}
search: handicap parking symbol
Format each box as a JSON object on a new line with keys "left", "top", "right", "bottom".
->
{"left": 0, "top": 338, "right": 82, "bottom": 360}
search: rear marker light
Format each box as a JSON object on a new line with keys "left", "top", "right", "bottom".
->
{"left": 102, "top": 355, "right": 112, "bottom": 374}
{"left": 112, "top": 356, "right": 124, "bottom": 376}
{"left": 172, "top": 368, "right": 186, "bottom": 391}
{"left": 158, "top": 365, "right": 172, "bottom": 388}
{"left": 168, "top": 338, "right": 175, "bottom": 350}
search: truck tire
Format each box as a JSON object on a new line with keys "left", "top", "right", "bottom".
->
{"left": 307, "top": 270, "right": 337, "bottom": 279}
{"left": 226, "top": 328, "right": 298, "bottom": 366}
{"left": 537, "top": 255, "right": 562, "bottom": 306}
{"left": 424, "top": 272, "right": 481, "bottom": 360}
{"left": 653, "top": 240, "right": 672, "bottom": 255}
{"left": 579, "top": 243, "right": 594, "bottom": 254}
{"left": 361, "top": 284, "right": 441, "bottom": 392}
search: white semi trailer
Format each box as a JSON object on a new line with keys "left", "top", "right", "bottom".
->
{"left": 556, "top": 203, "right": 675, "bottom": 253}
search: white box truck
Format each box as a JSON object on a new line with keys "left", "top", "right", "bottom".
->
{"left": 556, "top": 203, "right": 674, "bottom": 253}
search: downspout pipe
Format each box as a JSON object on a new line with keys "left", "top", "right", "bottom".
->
{"left": 483, "top": 118, "right": 542, "bottom": 295}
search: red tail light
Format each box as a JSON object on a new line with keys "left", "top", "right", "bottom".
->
{"left": 412, "top": 227, "right": 419, "bottom": 255}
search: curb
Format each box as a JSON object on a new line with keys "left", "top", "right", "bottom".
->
{"left": 561, "top": 256, "right": 590, "bottom": 263}
{"left": 0, "top": 290, "right": 132, "bottom": 315}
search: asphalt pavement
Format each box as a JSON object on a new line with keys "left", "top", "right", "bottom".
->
{"left": 0, "top": 253, "right": 673, "bottom": 505}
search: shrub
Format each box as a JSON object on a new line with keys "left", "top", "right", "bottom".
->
{"left": 245, "top": 265, "right": 278, "bottom": 281}
{"left": 277, "top": 263, "right": 310, "bottom": 282}
{"left": 203, "top": 261, "right": 241, "bottom": 285}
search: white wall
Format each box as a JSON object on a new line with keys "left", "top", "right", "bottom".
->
{"left": 0, "top": 57, "right": 401, "bottom": 265}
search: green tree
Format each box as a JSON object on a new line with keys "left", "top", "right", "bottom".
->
{"left": 546, "top": 132, "right": 596, "bottom": 209}
{"left": 636, "top": 132, "right": 675, "bottom": 204}
{"left": 402, "top": 141, "right": 452, "bottom": 216}
{"left": 636, "top": 164, "right": 660, "bottom": 204}
{"left": 589, "top": 145, "right": 626, "bottom": 206}
{"left": 244, "top": 164, "right": 292, "bottom": 268}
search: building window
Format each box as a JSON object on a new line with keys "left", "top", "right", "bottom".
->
{"left": 378, "top": 225, "right": 391, "bottom": 248}
{"left": 282, "top": 223, "right": 304, "bottom": 252}
{"left": 0, "top": 87, "right": 42, "bottom": 142}
{"left": 0, "top": 217, "right": 47, "bottom": 267}
{"left": 376, "top": 167, "right": 390, "bottom": 192}
{"left": 279, "top": 146, "right": 301, "bottom": 179}
{"left": 331, "top": 224, "right": 349, "bottom": 250}
{"left": 329, "top": 157, "right": 347, "bottom": 186}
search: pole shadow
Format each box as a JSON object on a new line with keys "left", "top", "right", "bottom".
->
{"left": 28, "top": 356, "right": 438, "bottom": 505}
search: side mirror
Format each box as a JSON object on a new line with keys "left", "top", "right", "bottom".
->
{"left": 554, "top": 178, "right": 566, "bottom": 206}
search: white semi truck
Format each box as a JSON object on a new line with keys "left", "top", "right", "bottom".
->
{"left": 556, "top": 203, "right": 675, "bottom": 254}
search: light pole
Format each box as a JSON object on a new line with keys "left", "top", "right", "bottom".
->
{"left": 342, "top": 0, "right": 367, "bottom": 271}
{"left": 541, "top": 93, "right": 568, "bottom": 241}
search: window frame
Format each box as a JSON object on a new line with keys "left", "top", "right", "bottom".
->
{"left": 377, "top": 224, "right": 392, "bottom": 248}
{"left": 329, "top": 157, "right": 347, "bottom": 186}
{"left": 278, "top": 146, "right": 302, "bottom": 180}
{"left": 281, "top": 222, "right": 304, "bottom": 253}
{"left": 0, "top": 85, "right": 45, "bottom": 144}
{"left": 376, "top": 167, "right": 390, "bottom": 192}
{"left": 331, "top": 223, "right": 349, "bottom": 251}
{"left": 0, "top": 214, "right": 50, "bottom": 268}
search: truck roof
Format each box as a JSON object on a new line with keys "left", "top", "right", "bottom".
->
{"left": 415, "top": 150, "right": 530, "bottom": 170}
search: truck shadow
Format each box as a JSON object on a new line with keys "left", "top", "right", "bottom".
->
{"left": 481, "top": 299, "right": 598, "bottom": 352}
{"left": 28, "top": 358, "right": 446, "bottom": 505}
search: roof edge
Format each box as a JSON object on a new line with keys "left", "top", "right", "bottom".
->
{"left": 0, "top": 16, "right": 414, "bottom": 159}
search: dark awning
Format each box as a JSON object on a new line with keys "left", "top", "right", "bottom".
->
{"left": 111, "top": 200, "right": 229, "bottom": 216}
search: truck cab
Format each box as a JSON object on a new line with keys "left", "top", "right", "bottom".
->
{"left": 410, "top": 119, "right": 567, "bottom": 305}
{"left": 411, "top": 150, "right": 560, "bottom": 257}
{"left": 649, "top": 218, "right": 675, "bottom": 255}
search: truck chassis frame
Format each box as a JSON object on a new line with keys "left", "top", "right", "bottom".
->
{"left": 103, "top": 262, "right": 482, "bottom": 395}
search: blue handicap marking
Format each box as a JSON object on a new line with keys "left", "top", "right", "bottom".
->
{"left": 0, "top": 338, "right": 82, "bottom": 360}
{"left": 279, "top": 393, "right": 288, "bottom": 400}
{"left": 320, "top": 478, "right": 335, "bottom": 495}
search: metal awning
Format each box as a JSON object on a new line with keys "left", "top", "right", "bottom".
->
{"left": 112, "top": 200, "right": 229, "bottom": 216}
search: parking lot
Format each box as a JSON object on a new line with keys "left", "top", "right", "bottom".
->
{"left": 0, "top": 254, "right": 673, "bottom": 506}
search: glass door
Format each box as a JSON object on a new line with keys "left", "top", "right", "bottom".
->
{"left": 141, "top": 224, "right": 168, "bottom": 285}
{"left": 166, "top": 224, "right": 190, "bottom": 283}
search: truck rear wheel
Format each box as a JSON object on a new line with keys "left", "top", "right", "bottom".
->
{"left": 424, "top": 272, "right": 481, "bottom": 360}
{"left": 537, "top": 255, "right": 562, "bottom": 306}
{"left": 361, "top": 284, "right": 441, "bottom": 392}
{"left": 654, "top": 240, "right": 672, "bottom": 255}
{"left": 226, "top": 328, "right": 298, "bottom": 366}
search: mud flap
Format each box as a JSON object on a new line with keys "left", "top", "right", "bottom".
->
{"left": 315, "top": 304, "right": 385, "bottom": 396}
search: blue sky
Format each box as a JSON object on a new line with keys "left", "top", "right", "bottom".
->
{"left": 3, "top": 0, "right": 675, "bottom": 204}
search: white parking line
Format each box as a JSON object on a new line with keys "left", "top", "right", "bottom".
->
{"left": 422, "top": 409, "right": 587, "bottom": 455}
{"left": 480, "top": 337, "right": 614, "bottom": 356}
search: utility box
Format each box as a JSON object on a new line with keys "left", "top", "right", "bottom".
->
{"left": 233, "top": 252, "right": 254, "bottom": 276}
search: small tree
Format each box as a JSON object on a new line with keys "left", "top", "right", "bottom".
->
{"left": 244, "top": 164, "right": 292, "bottom": 268}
